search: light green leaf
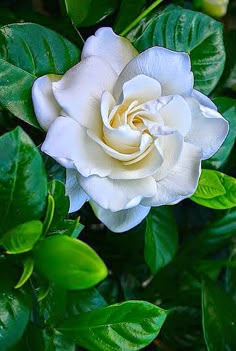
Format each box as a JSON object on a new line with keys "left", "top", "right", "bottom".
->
{"left": 1, "top": 221, "right": 43, "bottom": 254}
{"left": 191, "top": 170, "right": 236, "bottom": 209}
{"left": 204, "top": 97, "right": 236, "bottom": 170}
{"left": 15, "top": 257, "right": 34, "bottom": 289}
{"left": 202, "top": 278, "right": 236, "bottom": 351}
{"left": 0, "top": 127, "right": 47, "bottom": 236}
{"left": 57, "top": 301, "right": 167, "bottom": 351}
{"left": 134, "top": 8, "right": 225, "bottom": 94}
{"left": 145, "top": 207, "right": 178, "bottom": 274}
{"left": 0, "top": 23, "right": 80, "bottom": 127}
{"left": 33, "top": 235, "right": 108, "bottom": 290}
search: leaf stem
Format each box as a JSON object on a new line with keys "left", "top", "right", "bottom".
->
{"left": 119, "top": 0, "right": 165, "bottom": 37}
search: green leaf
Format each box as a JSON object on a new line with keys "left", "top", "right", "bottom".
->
{"left": 204, "top": 97, "right": 236, "bottom": 170}
{"left": 33, "top": 235, "right": 108, "bottom": 290}
{"left": 0, "top": 260, "right": 31, "bottom": 350}
{"left": 144, "top": 207, "right": 178, "bottom": 274}
{"left": 0, "top": 127, "right": 47, "bottom": 236}
{"left": 0, "top": 23, "right": 80, "bottom": 127}
{"left": 48, "top": 180, "right": 69, "bottom": 231}
{"left": 15, "top": 257, "right": 34, "bottom": 289}
{"left": 191, "top": 170, "right": 236, "bottom": 209}
{"left": 202, "top": 278, "right": 236, "bottom": 351}
{"left": 225, "top": 246, "right": 236, "bottom": 305}
{"left": 1, "top": 220, "right": 43, "bottom": 254}
{"left": 114, "top": 0, "right": 146, "bottom": 34}
{"left": 134, "top": 8, "right": 225, "bottom": 94}
{"left": 57, "top": 301, "right": 167, "bottom": 351}
{"left": 65, "top": 0, "right": 119, "bottom": 27}
{"left": 66, "top": 288, "right": 107, "bottom": 315}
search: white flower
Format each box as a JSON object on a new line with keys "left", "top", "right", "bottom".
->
{"left": 32, "top": 28, "right": 229, "bottom": 232}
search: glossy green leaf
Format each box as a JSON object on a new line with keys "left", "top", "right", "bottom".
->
{"left": 114, "top": 0, "right": 146, "bottom": 34}
{"left": 33, "top": 235, "right": 108, "bottom": 290}
{"left": 0, "top": 127, "right": 47, "bottom": 236}
{"left": 134, "top": 8, "right": 225, "bottom": 94}
{"left": 48, "top": 180, "right": 69, "bottom": 231}
{"left": 202, "top": 278, "right": 236, "bottom": 351}
{"left": 1, "top": 220, "right": 43, "bottom": 254}
{"left": 66, "top": 288, "right": 107, "bottom": 315}
{"left": 65, "top": 0, "right": 118, "bottom": 27}
{"left": 43, "top": 194, "right": 55, "bottom": 235}
{"left": 204, "top": 97, "right": 236, "bottom": 170}
{"left": 57, "top": 301, "right": 167, "bottom": 351}
{"left": 0, "top": 260, "right": 31, "bottom": 350}
{"left": 145, "top": 207, "right": 178, "bottom": 274}
{"left": 15, "top": 257, "right": 34, "bottom": 289}
{"left": 191, "top": 170, "right": 236, "bottom": 209}
{"left": 0, "top": 23, "right": 80, "bottom": 127}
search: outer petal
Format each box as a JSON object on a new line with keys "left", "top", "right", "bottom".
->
{"left": 42, "top": 117, "right": 162, "bottom": 180}
{"left": 32, "top": 74, "right": 61, "bottom": 130}
{"left": 52, "top": 56, "right": 117, "bottom": 131}
{"left": 82, "top": 27, "right": 138, "bottom": 75}
{"left": 78, "top": 175, "right": 156, "bottom": 211}
{"left": 66, "top": 169, "right": 89, "bottom": 212}
{"left": 185, "top": 98, "right": 229, "bottom": 159}
{"left": 191, "top": 89, "right": 217, "bottom": 110}
{"left": 142, "top": 142, "right": 202, "bottom": 206}
{"left": 90, "top": 201, "right": 150, "bottom": 233}
{"left": 114, "top": 47, "right": 193, "bottom": 99}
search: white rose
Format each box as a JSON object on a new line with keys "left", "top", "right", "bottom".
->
{"left": 32, "top": 28, "right": 228, "bottom": 233}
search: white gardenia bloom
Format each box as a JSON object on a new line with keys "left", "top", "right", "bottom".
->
{"left": 32, "top": 27, "right": 229, "bottom": 233}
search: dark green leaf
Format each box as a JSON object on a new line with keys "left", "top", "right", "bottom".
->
{"left": 0, "top": 260, "right": 31, "bottom": 350}
{"left": 134, "top": 8, "right": 225, "bottom": 94}
{"left": 48, "top": 180, "right": 69, "bottom": 231}
{"left": 114, "top": 0, "right": 146, "bottom": 34}
{"left": 1, "top": 220, "right": 43, "bottom": 254}
{"left": 66, "top": 288, "right": 107, "bottom": 315}
{"left": 57, "top": 301, "right": 167, "bottom": 351}
{"left": 225, "top": 247, "right": 236, "bottom": 305}
{"left": 202, "top": 278, "right": 236, "bottom": 351}
{"left": 0, "top": 127, "right": 47, "bottom": 236}
{"left": 191, "top": 170, "right": 236, "bottom": 209}
{"left": 204, "top": 97, "right": 236, "bottom": 170}
{"left": 144, "top": 207, "right": 178, "bottom": 274}
{"left": 33, "top": 235, "right": 108, "bottom": 290}
{"left": 0, "top": 23, "right": 80, "bottom": 127}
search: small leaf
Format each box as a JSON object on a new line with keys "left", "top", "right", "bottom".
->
{"left": 1, "top": 221, "right": 43, "bottom": 254}
{"left": 48, "top": 180, "right": 69, "bottom": 232}
{"left": 191, "top": 170, "right": 236, "bottom": 209}
{"left": 57, "top": 301, "right": 168, "bottom": 351}
{"left": 15, "top": 257, "right": 34, "bottom": 289}
{"left": 33, "top": 235, "right": 108, "bottom": 290}
{"left": 145, "top": 207, "right": 178, "bottom": 274}
{"left": 202, "top": 278, "right": 236, "bottom": 351}
{"left": 134, "top": 7, "right": 225, "bottom": 94}
{"left": 0, "top": 23, "right": 80, "bottom": 126}
{"left": 0, "top": 128, "right": 47, "bottom": 236}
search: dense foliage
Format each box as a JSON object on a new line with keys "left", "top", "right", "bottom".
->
{"left": 0, "top": 0, "right": 236, "bottom": 350}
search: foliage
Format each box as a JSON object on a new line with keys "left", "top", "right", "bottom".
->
{"left": 0, "top": 0, "right": 235, "bottom": 350}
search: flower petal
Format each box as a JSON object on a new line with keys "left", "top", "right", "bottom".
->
{"left": 79, "top": 175, "right": 156, "bottom": 211}
{"left": 191, "top": 89, "right": 217, "bottom": 110}
{"left": 90, "top": 201, "right": 150, "bottom": 233}
{"left": 32, "top": 74, "right": 61, "bottom": 130}
{"left": 114, "top": 47, "right": 193, "bottom": 99}
{"left": 142, "top": 142, "right": 202, "bottom": 206}
{"left": 52, "top": 56, "right": 117, "bottom": 131}
{"left": 121, "top": 74, "right": 162, "bottom": 104}
{"left": 66, "top": 169, "right": 89, "bottom": 212}
{"left": 82, "top": 27, "right": 138, "bottom": 75}
{"left": 185, "top": 98, "right": 229, "bottom": 159}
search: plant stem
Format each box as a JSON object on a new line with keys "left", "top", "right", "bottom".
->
{"left": 119, "top": 0, "right": 165, "bottom": 37}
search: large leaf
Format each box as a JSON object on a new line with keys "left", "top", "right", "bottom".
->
{"left": 144, "top": 207, "right": 178, "bottom": 274}
{"left": 204, "top": 97, "right": 236, "bottom": 170}
{"left": 33, "top": 235, "right": 108, "bottom": 290}
{"left": 1, "top": 220, "right": 43, "bottom": 254}
{"left": 64, "top": 0, "right": 119, "bottom": 27}
{"left": 202, "top": 278, "right": 236, "bottom": 351}
{"left": 66, "top": 288, "right": 107, "bottom": 315}
{"left": 0, "top": 127, "right": 47, "bottom": 236}
{"left": 114, "top": 0, "right": 146, "bottom": 34}
{"left": 134, "top": 7, "right": 225, "bottom": 94}
{"left": 57, "top": 301, "right": 167, "bottom": 351}
{"left": 191, "top": 170, "right": 236, "bottom": 209}
{"left": 0, "top": 23, "right": 80, "bottom": 127}
{"left": 0, "top": 260, "right": 31, "bottom": 350}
